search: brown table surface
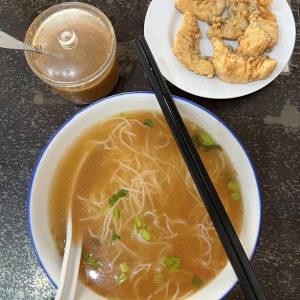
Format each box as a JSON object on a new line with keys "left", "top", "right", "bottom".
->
{"left": 0, "top": 0, "right": 299, "bottom": 299}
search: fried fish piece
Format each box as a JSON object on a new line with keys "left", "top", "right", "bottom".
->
{"left": 207, "top": 0, "right": 253, "bottom": 40}
{"left": 173, "top": 13, "right": 215, "bottom": 77}
{"left": 175, "top": 0, "right": 226, "bottom": 22}
{"left": 211, "top": 38, "right": 277, "bottom": 83}
{"left": 236, "top": 26, "right": 270, "bottom": 56}
{"left": 248, "top": 8, "right": 278, "bottom": 51}
{"left": 236, "top": 5, "right": 278, "bottom": 56}
{"left": 257, "top": 0, "right": 273, "bottom": 9}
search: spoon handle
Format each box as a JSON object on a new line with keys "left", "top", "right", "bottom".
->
{"left": 55, "top": 217, "right": 82, "bottom": 300}
{"left": 0, "top": 31, "right": 38, "bottom": 52}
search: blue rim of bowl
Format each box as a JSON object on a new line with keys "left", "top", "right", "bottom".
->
{"left": 27, "top": 91, "right": 262, "bottom": 298}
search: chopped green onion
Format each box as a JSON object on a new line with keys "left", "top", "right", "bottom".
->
{"left": 116, "top": 273, "right": 128, "bottom": 285}
{"left": 139, "top": 228, "right": 151, "bottom": 241}
{"left": 192, "top": 134, "right": 201, "bottom": 148}
{"left": 109, "top": 189, "right": 128, "bottom": 206}
{"left": 120, "top": 112, "right": 130, "bottom": 119}
{"left": 162, "top": 256, "right": 172, "bottom": 266}
{"left": 201, "top": 133, "right": 214, "bottom": 146}
{"left": 111, "top": 231, "right": 121, "bottom": 241}
{"left": 133, "top": 217, "right": 151, "bottom": 240}
{"left": 192, "top": 274, "right": 203, "bottom": 289}
{"left": 114, "top": 207, "right": 120, "bottom": 220}
{"left": 133, "top": 223, "right": 139, "bottom": 235}
{"left": 168, "top": 258, "right": 181, "bottom": 272}
{"left": 134, "top": 216, "right": 142, "bottom": 228}
{"left": 133, "top": 216, "right": 144, "bottom": 235}
{"left": 82, "top": 249, "right": 101, "bottom": 269}
{"left": 228, "top": 181, "right": 239, "bottom": 192}
{"left": 203, "top": 144, "right": 222, "bottom": 152}
{"left": 193, "top": 132, "right": 221, "bottom": 151}
{"left": 120, "top": 262, "right": 129, "bottom": 273}
{"left": 101, "top": 203, "right": 111, "bottom": 215}
{"left": 144, "top": 119, "right": 153, "bottom": 128}
{"left": 154, "top": 272, "right": 164, "bottom": 284}
{"left": 231, "top": 192, "right": 240, "bottom": 201}
{"left": 162, "top": 256, "right": 181, "bottom": 272}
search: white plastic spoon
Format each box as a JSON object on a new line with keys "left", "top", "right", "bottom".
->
{"left": 0, "top": 30, "right": 42, "bottom": 52}
{"left": 55, "top": 144, "right": 97, "bottom": 300}
{"left": 55, "top": 216, "right": 82, "bottom": 300}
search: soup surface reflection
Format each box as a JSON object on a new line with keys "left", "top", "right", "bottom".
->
{"left": 50, "top": 111, "right": 243, "bottom": 300}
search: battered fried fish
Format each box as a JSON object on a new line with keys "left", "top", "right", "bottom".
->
{"left": 236, "top": 6, "right": 278, "bottom": 56}
{"left": 175, "top": 0, "right": 225, "bottom": 22}
{"left": 236, "top": 26, "right": 270, "bottom": 56}
{"left": 248, "top": 9, "right": 278, "bottom": 51}
{"left": 257, "top": 0, "right": 273, "bottom": 9}
{"left": 207, "top": 0, "right": 253, "bottom": 40}
{"left": 211, "top": 38, "right": 277, "bottom": 83}
{"left": 173, "top": 13, "right": 215, "bottom": 77}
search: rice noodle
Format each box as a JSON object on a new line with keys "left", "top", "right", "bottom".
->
{"left": 170, "top": 282, "right": 180, "bottom": 300}
{"left": 61, "top": 112, "right": 243, "bottom": 300}
{"left": 154, "top": 280, "right": 170, "bottom": 295}
{"left": 111, "top": 248, "right": 123, "bottom": 269}
{"left": 88, "top": 227, "right": 101, "bottom": 240}
{"left": 119, "top": 241, "right": 137, "bottom": 257}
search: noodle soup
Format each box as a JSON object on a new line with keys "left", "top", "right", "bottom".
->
{"left": 50, "top": 111, "right": 243, "bottom": 300}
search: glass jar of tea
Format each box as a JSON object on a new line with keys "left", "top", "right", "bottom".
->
{"left": 25, "top": 2, "right": 119, "bottom": 105}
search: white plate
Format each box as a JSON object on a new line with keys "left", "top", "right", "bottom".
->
{"left": 144, "top": 0, "right": 296, "bottom": 99}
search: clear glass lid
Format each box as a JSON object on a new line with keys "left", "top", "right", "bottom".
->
{"left": 25, "top": 2, "right": 116, "bottom": 87}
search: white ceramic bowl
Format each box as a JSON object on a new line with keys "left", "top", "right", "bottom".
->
{"left": 27, "top": 92, "right": 261, "bottom": 300}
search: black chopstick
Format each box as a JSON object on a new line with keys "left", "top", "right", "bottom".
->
{"left": 134, "top": 36, "right": 266, "bottom": 300}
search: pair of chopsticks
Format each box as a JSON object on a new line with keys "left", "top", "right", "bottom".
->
{"left": 134, "top": 36, "right": 266, "bottom": 300}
